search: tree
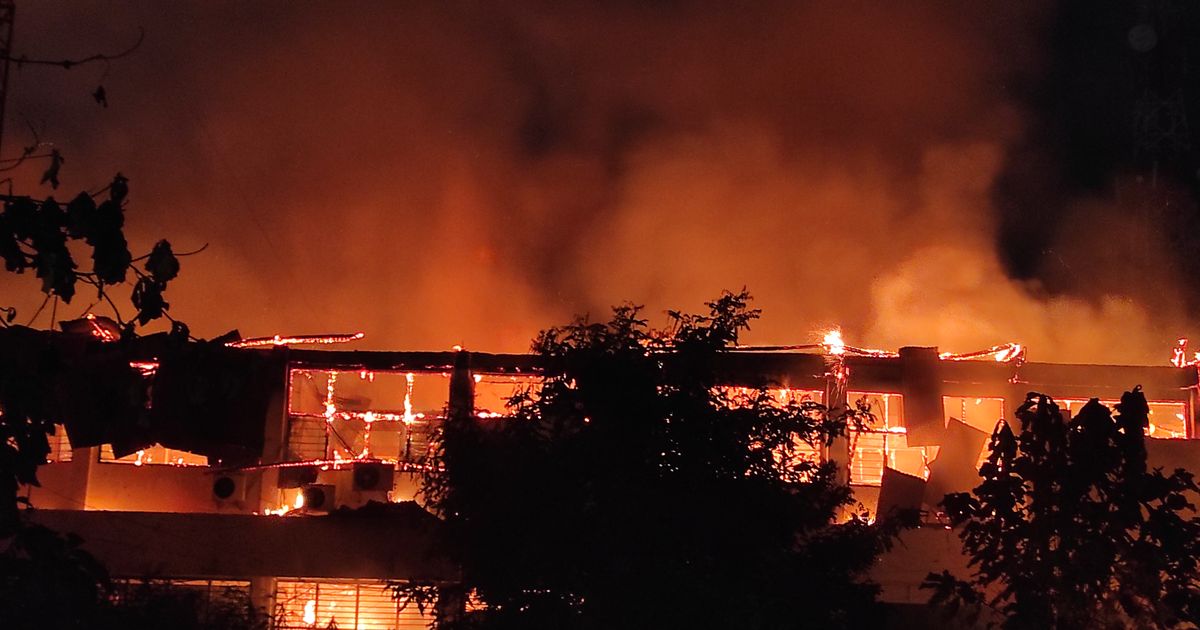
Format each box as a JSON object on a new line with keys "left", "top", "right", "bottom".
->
{"left": 0, "top": 177, "right": 185, "bottom": 534}
{"left": 410, "top": 291, "right": 904, "bottom": 629}
{"left": 924, "top": 389, "right": 1200, "bottom": 629}
{"left": 0, "top": 178, "right": 193, "bottom": 628}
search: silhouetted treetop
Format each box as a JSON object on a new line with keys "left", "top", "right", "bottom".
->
{"left": 925, "top": 388, "right": 1200, "bottom": 629}
{"left": 411, "top": 290, "right": 902, "bottom": 629}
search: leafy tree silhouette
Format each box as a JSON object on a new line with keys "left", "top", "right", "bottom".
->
{"left": 0, "top": 174, "right": 201, "bottom": 629}
{"left": 0, "top": 174, "right": 186, "bottom": 534}
{"left": 408, "top": 291, "right": 906, "bottom": 629}
{"left": 924, "top": 389, "right": 1200, "bottom": 629}
{"left": 0, "top": 26, "right": 265, "bottom": 630}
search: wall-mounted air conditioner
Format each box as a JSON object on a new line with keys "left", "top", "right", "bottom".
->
{"left": 300, "top": 484, "right": 336, "bottom": 513}
{"left": 212, "top": 473, "right": 247, "bottom": 508}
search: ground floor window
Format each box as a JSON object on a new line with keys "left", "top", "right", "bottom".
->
{"left": 275, "top": 578, "right": 434, "bottom": 629}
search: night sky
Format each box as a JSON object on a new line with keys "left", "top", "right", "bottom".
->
{"left": 1, "top": 1, "right": 1197, "bottom": 364}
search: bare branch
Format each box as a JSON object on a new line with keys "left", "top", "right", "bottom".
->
{"left": 0, "top": 28, "right": 144, "bottom": 69}
{"left": 25, "top": 293, "right": 50, "bottom": 326}
{"left": 131, "top": 242, "right": 208, "bottom": 262}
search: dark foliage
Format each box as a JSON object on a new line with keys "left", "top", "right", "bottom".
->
{"left": 0, "top": 171, "right": 192, "bottom": 625}
{"left": 0, "top": 174, "right": 179, "bottom": 323}
{"left": 101, "top": 580, "right": 267, "bottom": 630}
{"left": 924, "top": 389, "right": 1200, "bottom": 629}
{"left": 413, "top": 291, "right": 902, "bottom": 629}
{"left": 0, "top": 525, "right": 266, "bottom": 630}
{"left": 0, "top": 523, "right": 109, "bottom": 630}
{"left": 0, "top": 175, "right": 185, "bottom": 531}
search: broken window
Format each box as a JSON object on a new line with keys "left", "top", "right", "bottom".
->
{"left": 848, "top": 392, "right": 922, "bottom": 486}
{"left": 285, "top": 369, "right": 449, "bottom": 464}
{"left": 943, "top": 396, "right": 1006, "bottom": 435}
{"left": 473, "top": 373, "right": 541, "bottom": 417}
{"left": 46, "top": 423, "right": 72, "bottom": 463}
{"left": 100, "top": 443, "right": 207, "bottom": 466}
{"left": 1061, "top": 399, "right": 1190, "bottom": 439}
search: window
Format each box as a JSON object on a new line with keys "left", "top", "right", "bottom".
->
{"left": 100, "top": 444, "right": 208, "bottom": 466}
{"left": 473, "top": 373, "right": 541, "bottom": 417}
{"left": 848, "top": 393, "right": 922, "bottom": 485}
{"left": 109, "top": 579, "right": 253, "bottom": 623}
{"left": 943, "top": 396, "right": 1005, "bottom": 435}
{"left": 1061, "top": 399, "right": 1190, "bottom": 439}
{"left": 275, "top": 578, "right": 434, "bottom": 629}
{"left": 1149, "top": 402, "right": 1190, "bottom": 438}
{"left": 46, "top": 424, "right": 72, "bottom": 463}
{"left": 285, "top": 369, "right": 448, "bottom": 464}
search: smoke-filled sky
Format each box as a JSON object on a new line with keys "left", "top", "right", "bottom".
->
{"left": 2, "top": 1, "right": 1199, "bottom": 364}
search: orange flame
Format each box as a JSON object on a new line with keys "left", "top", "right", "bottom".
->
{"left": 822, "top": 330, "right": 846, "bottom": 356}
{"left": 226, "top": 332, "right": 364, "bottom": 349}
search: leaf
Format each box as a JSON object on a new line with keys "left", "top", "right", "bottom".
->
{"left": 37, "top": 197, "right": 66, "bottom": 232}
{"left": 169, "top": 320, "right": 190, "bottom": 341}
{"left": 88, "top": 198, "right": 130, "bottom": 284}
{"left": 4, "top": 197, "right": 38, "bottom": 239}
{"left": 131, "top": 277, "right": 167, "bottom": 325}
{"left": 35, "top": 248, "right": 76, "bottom": 302}
{"left": 92, "top": 85, "right": 107, "bottom": 108}
{"left": 0, "top": 220, "right": 26, "bottom": 272}
{"left": 40, "top": 149, "right": 63, "bottom": 189}
{"left": 91, "top": 229, "right": 130, "bottom": 284}
{"left": 109, "top": 173, "right": 129, "bottom": 204}
{"left": 145, "top": 239, "right": 179, "bottom": 283}
{"left": 88, "top": 200, "right": 125, "bottom": 244}
{"left": 65, "top": 192, "right": 96, "bottom": 239}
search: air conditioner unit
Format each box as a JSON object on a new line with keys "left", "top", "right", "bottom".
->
{"left": 212, "top": 473, "right": 246, "bottom": 507}
{"left": 300, "top": 484, "right": 336, "bottom": 513}
{"left": 352, "top": 462, "right": 395, "bottom": 492}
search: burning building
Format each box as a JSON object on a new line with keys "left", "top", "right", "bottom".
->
{"left": 18, "top": 328, "right": 1200, "bottom": 627}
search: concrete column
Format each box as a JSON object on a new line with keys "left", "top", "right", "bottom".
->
{"left": 249, "top": 576, "right": 277, "bottom": 624}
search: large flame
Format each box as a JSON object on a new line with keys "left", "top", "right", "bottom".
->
{"left": 822, "top": 330, "right": 846, "bottom": 356}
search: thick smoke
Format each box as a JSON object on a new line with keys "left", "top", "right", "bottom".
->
{"left": 0, "top": 2, "right": 1187, "bottom": 364}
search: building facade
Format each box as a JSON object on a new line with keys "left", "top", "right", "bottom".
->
{"left": 21, "top": 342, "right": 1200, "bottom": 628}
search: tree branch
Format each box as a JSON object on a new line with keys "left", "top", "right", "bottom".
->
{"left": 130, "top": 242, "right": 208, "bottom": 262}
{"left": 0, "top": 28, "right": 144, "bottom": 69}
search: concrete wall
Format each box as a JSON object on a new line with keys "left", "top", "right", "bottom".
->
{"left": 29, "top": 509, "right": 455, "bottom": 582}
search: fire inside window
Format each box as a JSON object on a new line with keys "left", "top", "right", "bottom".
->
{"left": 100, "top": 443, "right": 208, "bottom": 466}
{"left": 719, "top": 387, "right": 826, "bottom": 472}
{"left": 284, "top": 368, "right": 546, "bottom": 465}
{"left": 848, "top": 392, "right": 915, "bottom": 486}
{"left": 473, "top": 373, "right": 542, "bottom": 417}
{"left": 275, "top": 578, "right": 433, "bottom": 629}
{"left": 45, "top": 424, "right": 73, "bottom": 463}
{"left": 1060, "top": 399, "right": 1190, "bottom": 439}
{"left": 285, "top": 369, "right": 450, "bottom": 464}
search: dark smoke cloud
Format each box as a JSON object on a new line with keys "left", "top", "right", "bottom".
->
{"left": 0, "top": 1, "right": 1188, "bottom": 363}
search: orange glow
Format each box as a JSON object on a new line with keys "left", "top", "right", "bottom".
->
{"left": 324, "top": 371, "right": 338, "bottom": 423}
{"left": 939, "top": 342, "right": 1026, "bottom": 364}
{"left": 128, "top": 360, "right": 159, "bottom": 376}
{"left": 1170, "top": 337, "right": 1200, "bottom": 368}
{"left": 226, "top": 332, "right": 365, "bottom": 349}
{"left": 403, "top": 372, "right": 417, "bottom": 425}
{"left": 823, "top": 329, "right": 846, "bottom": 356}
{"left": 83, "top": 313, "right": 120, "bottom": 342}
